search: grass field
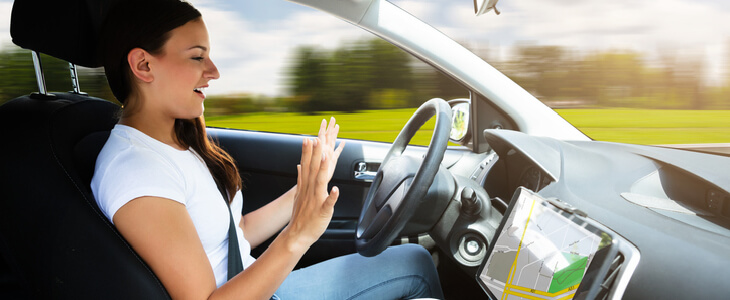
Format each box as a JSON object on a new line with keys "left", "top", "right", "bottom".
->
{"left": 556, "top": 109, "right": 730, "bottom": 145}
{"left": 205, "top": 108, "right": 730, "bottom": 146}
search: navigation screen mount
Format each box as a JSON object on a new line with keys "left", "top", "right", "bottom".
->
{"left": 477, "top": 187, "right": 619, "bottom": 300}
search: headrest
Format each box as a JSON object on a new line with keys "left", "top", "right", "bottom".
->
{"left": 9, "top": 0, "right": 120, "bottom": 68}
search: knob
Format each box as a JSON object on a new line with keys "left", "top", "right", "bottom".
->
{"left": 461, "top": 187, "right": 482, "bottom": 215}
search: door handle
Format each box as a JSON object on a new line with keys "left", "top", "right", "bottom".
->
{"left": 354, "top": 162, "right": 379, "bottom": 182}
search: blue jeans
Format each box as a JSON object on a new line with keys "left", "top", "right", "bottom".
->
{"left": 274, "top": 244, "right": 444, "bottom": 300}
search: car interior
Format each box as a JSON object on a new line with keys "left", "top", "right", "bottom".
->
{"left": 4, "top": 1, "right": 730, "bottom": 299}
{"left": 0, "top": 0, "right": 483, "bottom": 298}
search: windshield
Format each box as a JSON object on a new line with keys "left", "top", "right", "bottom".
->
{"left": 390, "top": 0, "right": 730, "bottom": 152}
{"left": 0, "top": 0, "right": 727, "bottom": 152}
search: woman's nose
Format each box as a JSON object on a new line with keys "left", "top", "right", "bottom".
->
{"left": 206, "top": 59, "right": 220, "bottom": 80}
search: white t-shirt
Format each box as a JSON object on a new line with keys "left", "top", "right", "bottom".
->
{"left": 91, "top": 124, "right": 256, "bottom": 287}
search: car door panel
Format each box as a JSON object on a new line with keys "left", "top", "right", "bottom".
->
{"left": 210, "top": 127, "right": 467, "bottom": 266}
{"left": 210, "top": 128, "right": 380, "bottom": 218}
{"left": 210, "top": 128, "right": 392, "bottom": 266}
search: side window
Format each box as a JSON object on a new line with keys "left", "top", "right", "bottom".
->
{"left": 203, "top": 38, "right": 468, "bottom": 146}
{"left": 0, "top": 44, "right": 467, "bottom": 148}
{"left": 0, "top": 48, "right": 116, "bottom": 105}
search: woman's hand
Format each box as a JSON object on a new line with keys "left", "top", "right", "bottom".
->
{"left": 320, "top": 117, "right": 344, "bottom": 181}
{"left": 284, "top": 117, "right": 345, "bottom": 251}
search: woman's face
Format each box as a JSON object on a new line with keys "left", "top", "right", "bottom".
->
{"left": 147, "top": 18, "right": 219, "bottom": 120}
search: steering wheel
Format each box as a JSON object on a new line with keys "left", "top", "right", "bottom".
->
{"left": 356, "top": 98, "right": 452, "bottom": 257}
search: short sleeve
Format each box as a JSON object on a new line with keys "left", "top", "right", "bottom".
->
{"left": 92, "top": 146, "right": 186, "bottom": 224}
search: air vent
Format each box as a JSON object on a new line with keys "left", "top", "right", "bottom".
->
{"left": 598, "top": 237, "right": 641, "bottom": 300}
{"left": 596, "top": 253, "right": 625, "bottom": 299}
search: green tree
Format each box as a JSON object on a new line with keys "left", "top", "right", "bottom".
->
{"left": 581, "top": 51, "right": 645, "bottom": 106}
{"left": 325, "top": 42, "right": 373, "bottom": 111}
{"left": 0, "top": 46, "right": 115, "bottom": 105}
{"left": 77, "top": 66, "right": 117, "bottom": 104}
{"left": 0, "top": 47, "right": 70, "bottom": 103}
{"left": 287, "top": 46, "right": 329, "bottom": 113}
{"left": 286, "top": 38, "right": 417, "bottom": 112}
{"left": 507, "top": 44, "right": 573, "bottom": 101}
{"left": 367, "top": 39, "right": 414, "bottom": 104}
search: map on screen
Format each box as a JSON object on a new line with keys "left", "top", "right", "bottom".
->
{"left": 479, "top": 188, "right": 612, "bottom": 300}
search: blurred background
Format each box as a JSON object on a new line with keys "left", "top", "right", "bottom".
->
{"left": 0, "top": 0, "right": 728, "bottom": 148}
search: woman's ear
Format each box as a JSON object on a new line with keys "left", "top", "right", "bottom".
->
{"left": 127, "top": 48, "right": 154, "bottom": 83}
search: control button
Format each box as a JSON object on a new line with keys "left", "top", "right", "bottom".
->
{"left": 457, "top": 232, "right": 487, "bottom": 264}
{"left": 465, "top": 238, "right": 481, "bottom": 255}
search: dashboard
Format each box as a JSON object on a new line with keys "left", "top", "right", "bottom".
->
{"left": 431, "top": 129, "right": 730, "bottom": 299}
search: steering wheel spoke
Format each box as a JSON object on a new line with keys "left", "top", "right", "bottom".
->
{"left": 380, "top": 177, "right": 412, "bottom": 211}
{"left": 357, "top": 205, "right": 392, "bottom": 240}
{"left": 373, "top": 156, "right": 419, "bottom": 209}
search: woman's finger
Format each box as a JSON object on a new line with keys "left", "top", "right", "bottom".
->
{"left": 323, "top": 140, "right": 345, "bottom": 181}
{"left": 300, "top": 138, "right": 312, "bottom": 189}
{"left": 318, "top": 118, "right": 327, "bottom": 140}
{"left": 314, "top": 151, "right": 332, "bottom": 197}
{"left": 308, "top": 138, "right": 324, "bottom": 187}
{"left": 296, "top": 164, "right": 301, "bottom": 192}
{"left": 327, "top": 116, "right": 335, "bottom": 133}
{"left": 326, "top": 117, "right": 337, "bottom": 148}
{"left": 324, "top": 186, "right": 340, "bottom": 209}
{"left": 333, "top": 140, "right": 346, "bottom": 160}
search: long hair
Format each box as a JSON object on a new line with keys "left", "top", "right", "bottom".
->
{"left": 100, "top": 0, "right": 241, "bottom": 202}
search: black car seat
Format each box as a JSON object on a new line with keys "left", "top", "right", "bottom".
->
{"left": 0, "top": 0, "right": 169, "bottom": 298}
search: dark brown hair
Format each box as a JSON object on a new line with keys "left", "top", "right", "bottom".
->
{"left": 100, "top": 0, "right": 241, "bottom": 202}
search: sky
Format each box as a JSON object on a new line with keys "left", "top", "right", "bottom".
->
{"left": 2, "top": 0, "right": 730, "bottom": 96}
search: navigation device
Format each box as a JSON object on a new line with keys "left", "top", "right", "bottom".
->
{"left": 477, "top": 187, "right": 619, "bottom": 300}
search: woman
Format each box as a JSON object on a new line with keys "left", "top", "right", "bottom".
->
{"left": 91, "top": 0, "right": 443, "bottom": 299}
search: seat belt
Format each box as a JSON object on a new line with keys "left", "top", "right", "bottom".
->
{"left": 216, "top": 181, "right": 280, "bottom": 300}
{"left": 216, "top": 181, "right": 244, "bottom": 280}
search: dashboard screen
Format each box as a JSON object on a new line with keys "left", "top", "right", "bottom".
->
{"left": 478, "top": 187, "right": 616, "bottom": 300}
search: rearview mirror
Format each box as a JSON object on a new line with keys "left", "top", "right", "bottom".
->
{"left": 474, "top": 0, "right": 500, "bottom": 16}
